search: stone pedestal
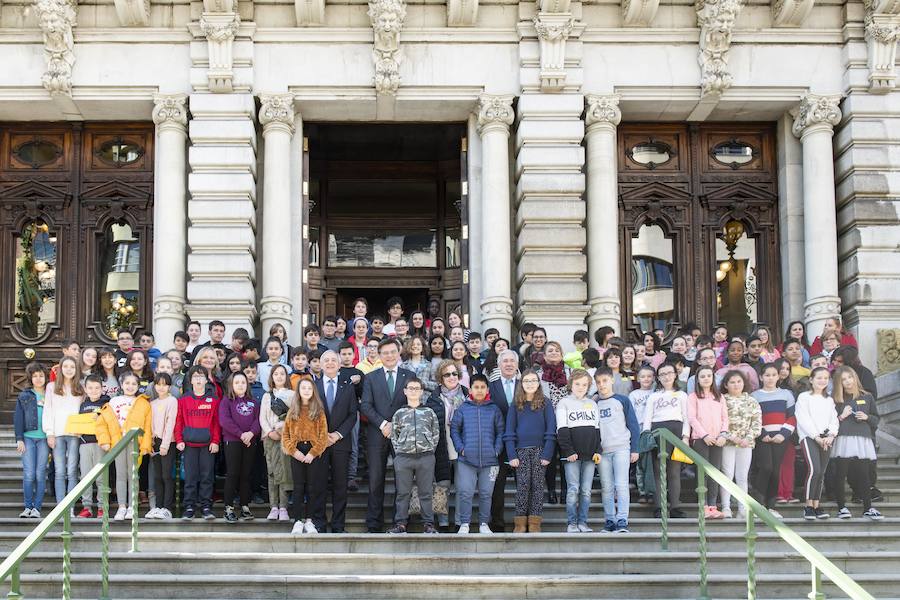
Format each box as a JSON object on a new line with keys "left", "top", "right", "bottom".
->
{"left": 151, "top": 94, "right": 189, "bottom": 349}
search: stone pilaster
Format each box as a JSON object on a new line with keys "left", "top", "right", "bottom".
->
{"left": 477, "top": 94, "right": 515, "bottom": 339}
{"left": 151, "top": 94, "right": 189, "bottom": 349}
{"left": 185, "top": 93, "right": 258, "bottom": 335}
{"left": 258, "top": 94, "right": 296, "bottom": 336}
{"left": 466, "top": 114, "right": 484, "bottom": 332}
{"left": 584, "top": 94, "right": 621, "bottom": 338}
{"left": 776, "top": 113, "right": 806, "bottom": 324}
{"left": 792, "top": 93, "right": 842, "bottom": 337}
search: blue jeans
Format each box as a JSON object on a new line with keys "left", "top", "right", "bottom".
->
{"left": 455, "top": 461, "right": 496, "bottom": 525}
{"left": 599, "top": 449, "right": 631, "bottom": 523}
{"left": 22, "top": 437, "right": 50, "bottom": 510}
{"left": 563, "top": 459, "right": 595, "bottom": 525}
{"left": 52, "top": 435, "right": 80, "bottom": 503}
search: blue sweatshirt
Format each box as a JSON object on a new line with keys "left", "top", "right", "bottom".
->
{"left": 594, "top": 393, "right": 640, "bottom": 454}
{"left": 503, "top": 401, "right": 557, "bottom": 461}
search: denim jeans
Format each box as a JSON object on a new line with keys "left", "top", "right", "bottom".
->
{"left": 455, "top": 461, "right": 496, "bottom": 525}
{"left": 599, "top": 449, "right": 631, "bottom": 522}
{"left": 52, "top": 435, "right": 80, "bottom": 503}
{"left": 563, "top": 459, "right": 595, "bottom": 525}
{"left": 22, "top": 437, "right": 50, "bottom": 510}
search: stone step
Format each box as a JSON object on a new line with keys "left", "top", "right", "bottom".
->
{"left": 7, "top": 572, "right": 900, "bottom": 599}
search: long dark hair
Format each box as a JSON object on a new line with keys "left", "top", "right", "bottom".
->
{"left": 125, "top": 348, "right": 154, "bottom": 380}
{"left": 694, "top": 366, "right": 721, "bottom": 401}
{"left": 482, "top": 337, "right": 510, "bottom": 374}
{"left": 782, "top": 320, "right": 810, "bottom": 349}
{"left": 428, "top": 335, "right": 447, "bottom": 360}
{"left": 514, "top": 369, "right": 546, "bottom": 411}
{"left": 409, "top": 310, "right": 428, "bottom": 338}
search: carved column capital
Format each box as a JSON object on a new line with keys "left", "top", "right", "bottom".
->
{"left": 476, "top": 95, "right": 515, "bottom": 135}
{"left": 259, "top": 94, "right": 296, "bottom": 135}
{"left": 35, "top": 0, "right": 77, "bottom": 97}
{"left": 152, "top": 94, "right": 188, "bottom": 131}
{"left": 791, "top": 94, "right": 842, "bottom": 138}
{"left": 533, "top": 12, "right": 577, "bottom": 92}
{"left": 863, "top": 0, "right": 900, "bottom": 92}
{"left": 200, "top": 11, "right": 241, "bottom": 93}
{"left": 696, "top": 0, "right": 744, "bottom": 98}
{"left": 585, "top": 94, "right": 621, "bottom": 132}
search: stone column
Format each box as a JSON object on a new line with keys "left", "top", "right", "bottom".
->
{"left": 584, "top": 94, "right": 622, "bottom": 338}
{"left": 477, "top": 94, "right": 515, "bottom": 339}
{"left": 466, "top": 114, "right": 483, "bottom": 332}
{"left": 792, "top": 94, "right": 842, "bottom": 335}
{"left": 258, "top": 94, "right": 296, "bottom": 336}
{"left": 151, "top": 93, "right": 189, "bottom": 349}
{"left": 776, "top": 113, "right": 806, "bottom": 323}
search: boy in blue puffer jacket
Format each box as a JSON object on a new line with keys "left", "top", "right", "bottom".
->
{"left": 450, "top": 374, "right": 504, "bottom": 534}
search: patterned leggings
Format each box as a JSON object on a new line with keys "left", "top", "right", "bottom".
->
{"left": 514, "top": 447, "right": 547, "bottom": 517}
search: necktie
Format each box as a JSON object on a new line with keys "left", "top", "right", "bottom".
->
{"left": 387, "top": 370, "right": 395, "bottom": 395}
{"left": 505, "top": 379, "right": 514, "bottom": 404}
{"left": 326, "top": 379, "right": 335, "bottom": 411}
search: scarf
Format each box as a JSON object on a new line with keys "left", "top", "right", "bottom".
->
{"left": 541, "top": 360, "right": 567, "bottom": 388}
{"left": 440, "top": 384, "right": 467, "bottom": 422}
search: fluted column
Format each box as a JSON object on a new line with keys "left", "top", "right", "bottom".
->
{"left": 585, "top": 94, "right": 622, "bottom": 338}
{"left": 792, "top": 94, "right": 842, "bottom": 335}
{"left": 151, "top": 94, "right": 189, "bottom": 349}
{"left": 259, "top": 94, "right": 296, "bottom": 335}
{"left": 477, "top": 94, "right": 515, "bottom": 338}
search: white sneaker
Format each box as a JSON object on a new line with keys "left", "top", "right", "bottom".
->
{"left": 291, "top": 520, "right": 305, "bottom": 535}
{"left": 303, "top": 519, "right": 318, "bottom": 534}
{"left": 114, "top": 506, "right": 127, "bottom": 521}
{"left": 864, "top": 508, "right": 884, "bottom": 521}
{"left": 145, "top": 508, "right": 160, "bottom": 520}
{"left": 124, "top": 506, "right": 134, "bottom": 520}
{"left": 567, "top": 524, "right": 580, "bottom": 533}
{"left": 29, "top": 508, "right": 41, "bottom": 519}
{"left": 457, "top": 523, "right": 470, "bottom": 535}
{"left": 278, "top": 508, "right": 290, "bottom": 521}
{"left": 158, "top": 508, "right": 173, "bottom": 520}
{"left": 837, "top": 507, "right": 852, "bottom": 520}
{"left": 577, "top": 523, "right": 593, "bottom": 533}
{"left": 266, "top": 507, "right": 280, "bottom": 521}
{"left": 19, "top": 508, "right": 31, "bottom": 518}
{"left": 479, "top": 523, "right": 493, "bottom": 534}
{"left": 768, "top": 508, "right": 783, "bottom": 520}
{"left": 721, "top": 507, "right": 733, "bottom": 519}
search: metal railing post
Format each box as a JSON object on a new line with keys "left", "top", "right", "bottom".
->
{"left": 98, "top": 460, "right": 111, "bottom": 600}
{"left": 658, "top": 437, "right": 669, "bottom": 550}
{"left": 61, "top": 509, "right": 72, "bottom": 600}
{"left": 696, "top": 464, "right": 709, "bottom": 600}
{"left": 130, "top": 436, "right": 139, "bottom": 553}
{"left": 6, "top": 565, "right": 21, "bottom": 600}
{"left": 746, "top": 508, "right": 757, "bottom": 600}
{"left": 809, "top": 566, "right": 826, "bottom": 600}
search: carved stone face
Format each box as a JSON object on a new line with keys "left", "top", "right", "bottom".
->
{"left": 376, "top": 11, "right": 400, "bottom": 34}
{"left": 39, "top": 9, "right": 65, "bottom": 36}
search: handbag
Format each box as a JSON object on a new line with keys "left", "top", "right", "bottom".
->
{"left": 671, "top": 446, "right": 694, "bottom": 464}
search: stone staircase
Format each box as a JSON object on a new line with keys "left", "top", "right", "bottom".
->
{"left": 0, "top": 427, "right": 898, "bottom": 599}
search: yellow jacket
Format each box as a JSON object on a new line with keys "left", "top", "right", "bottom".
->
{"left": 95, "top": 394, "right": 153, "bottom": 455}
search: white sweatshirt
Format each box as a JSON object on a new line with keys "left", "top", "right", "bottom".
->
{"left": 641, "top": 389, "right": 690, "bottom": 438}
{"left": 42, "top": 382, "right": 82, "bottom": 437}
{"left": 794, "top": 391, "right": 839, "bottom": 441}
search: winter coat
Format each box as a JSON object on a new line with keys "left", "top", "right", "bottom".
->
{"left": 391, "top": 405, "right": 440, "bottom": 454}
{"left": 450, "top": 397, "right": 504, "bottom": 468}
{"left": 424, "top": 390, "right": 453, "bottom": 482}
{"left": 95, "top": 394, "right": 153, "bottom": 455}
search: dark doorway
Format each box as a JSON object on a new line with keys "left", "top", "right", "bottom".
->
{"left": 335, "top": 288, "right": 429, "bottom": 321}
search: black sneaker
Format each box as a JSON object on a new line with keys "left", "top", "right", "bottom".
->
{"left": 240, "top": 506, "right": 254, "bottom": 521}
{"left": 669, "top": 508, "right": 688, "bottom": 519}
{"left": 423, "top": 523, "right": 438, "bottom": 534}
{"left": 347, "top": 479, "right": 359, "bottom": 492}
{"left": 815, "top": 507, "right": 830, "bottom": 520}
{"left": 182, "top": 507, "right": 195, "bottom": 521}
{"left": 387, "top": 523, "right": 407, "bottom": 534}
{"left": 202, "top": 507, "right": 216, "bottom": 521}
{"left": 224, "top": 507, "right": 238, "bottom": 523}
{"left": 603, "top": 520, "right": 616, "bottom": 533}
{"left": 616, "top": 519, "right": 629, "bottom": 533}
{"left": 803, "top": 506, "right": 816, "bottom": 520}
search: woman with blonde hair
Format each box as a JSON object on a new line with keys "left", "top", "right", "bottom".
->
{"left": 427, "top": 358, "right": 468, "bottom": 529}
{"left": 282, "top": 378, "right": 329, "bottom": 534}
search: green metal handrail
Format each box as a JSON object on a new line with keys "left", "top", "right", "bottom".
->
{"left": 1, "top": 427, "right": 143, "bottom": 600}
{"left": 652, "top": 427, "right": 875, "bottom": 600}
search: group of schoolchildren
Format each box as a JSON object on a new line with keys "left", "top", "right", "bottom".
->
{"left": 12, "top": 295, "right": 885, "bottom": 534}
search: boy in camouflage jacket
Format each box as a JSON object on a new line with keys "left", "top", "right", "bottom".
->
{"left": 388, "top": 376, "right": 440, "bottom": 533}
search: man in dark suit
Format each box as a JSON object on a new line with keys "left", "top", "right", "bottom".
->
{"left": 359, "top": 338, "right": 414, "bottom": 533}
{"left": 312, "top": 350, "right": 359, "bottom": 533}
{"left": 487, "top": 349, "right": 522, "bottom": 532}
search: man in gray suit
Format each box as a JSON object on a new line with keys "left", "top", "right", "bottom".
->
{"left": 360, "top": 338, "right": 414, "bottom": 532}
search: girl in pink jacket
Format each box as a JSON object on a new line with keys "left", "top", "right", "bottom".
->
{"left": 688, "top": 366, "right": 729, "bottom": 519}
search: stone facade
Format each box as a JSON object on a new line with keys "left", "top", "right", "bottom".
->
{"left": 1, "top": 0, "right": 899, "bottom": 368}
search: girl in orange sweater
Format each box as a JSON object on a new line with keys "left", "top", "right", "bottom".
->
{"left": 281, "top": 378, "right": 328, "bottom": 534}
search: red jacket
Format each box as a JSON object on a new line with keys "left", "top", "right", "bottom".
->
{"left": 174, "top": 393, "right": 221, "bottom": 447}
{"left": 809, "top": 333, "right": 858, "bottom": 355}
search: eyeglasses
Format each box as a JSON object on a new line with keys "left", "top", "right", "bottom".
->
{"left": 658, "top": 371, "right": 676, "bottom": 377}
{"left": 406, "top": 386, "right": 423, "bottom": 392}
{"left": 521, "top": 378, "right": 539, "bottom": 384}
{"left": 442, "top": 372, "right": 459, "bottom": 378}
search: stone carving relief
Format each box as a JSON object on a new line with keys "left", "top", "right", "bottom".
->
{"left": 447, "top": 0, "right": 478, "bottom": 26}
{"left": 35, "top": 0, "right": 76, "bottom": 97}
{"left": 791, "top": 94, "right": 842, "bottom": 138}
{"left": 151, "top": 94, "right": 189, "bottom": 129}
{"left": 771, "top": 0, "right": 814, "bottom": 27}
{"left": 114, "top": 0, "right": 150, "bottom": 26}
{"left": 585, "top": 94, "right": 622, "bottom": 128}
{"left": 258, "top": 94, "right": 296, "bottom": 133}
{"left": 696, "top": 0, "right": 743, "bottom": 98}
{"left": 476, "top": 94, "right": 515, "bottom": 134}
{"left": 368, "top": 0, "right": 406, "bottom": 95}
{"left": 533, "top": 13, "right": 576, "bottom": 92}
{"left": 622, "top": 0, "right": 661, "bottom": 26}
{"left": 863, "top": 0, "right": 900, "bottom": 92}
{"left": 199, "top": 11, "right": 240, "bottom": 93}
{"left": 295, "top": 0, "right": 325, "bottom": 26}
{"left": 877, "top": 328, "right": 900, "bottom": 375}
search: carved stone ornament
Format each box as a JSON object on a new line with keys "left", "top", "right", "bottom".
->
{"left": 876, "top": 328, "right": 900, "bottom": 375}
{"left": 771, "top": 0, "right": 814, "bottom": 27}
{"left": 585, "top": 94, "right": 622, "bottom": 129}
{"left": 152, "top": 94, "right": 188, "bottom": 129}
{"left": 447, "top": 0, "right": 478, "bottom": 26}
{"left": 258, "top": 94, "right": 296, "bottom": 134}
{"left": 622, "top": 0, "right": 661, "bottom": 27}
{"left": 368, "top": 0, "right": 406, "bottom": 95}
{"left": 114, "top": 0, "right": 150, "bottom": 26}
{"left": 863, "top": 0, "right": 900, "bottom": 92}
{"left": 791, "top": 94, "right": 842, "bottom": 138}
{"left": 295, "top": 0, "right": 325, "bottom": 26}
{"left": 533, "top": 12, "right": 576, "bottom": 92}
{"left": 200, "top": 12, "right": 241, "bottom": 93}
{"left": 35, "top": 0, "right": 77, "bottom": 97}
{"left": 476, "top": 94, "right": 515, "bottom": 135}
{"left": 696, "top": 0, "right": 743, "bottom": 98}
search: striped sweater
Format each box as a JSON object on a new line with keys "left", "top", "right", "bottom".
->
{"left": 750, "top": 388, "right": 796, "bottom": 439}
